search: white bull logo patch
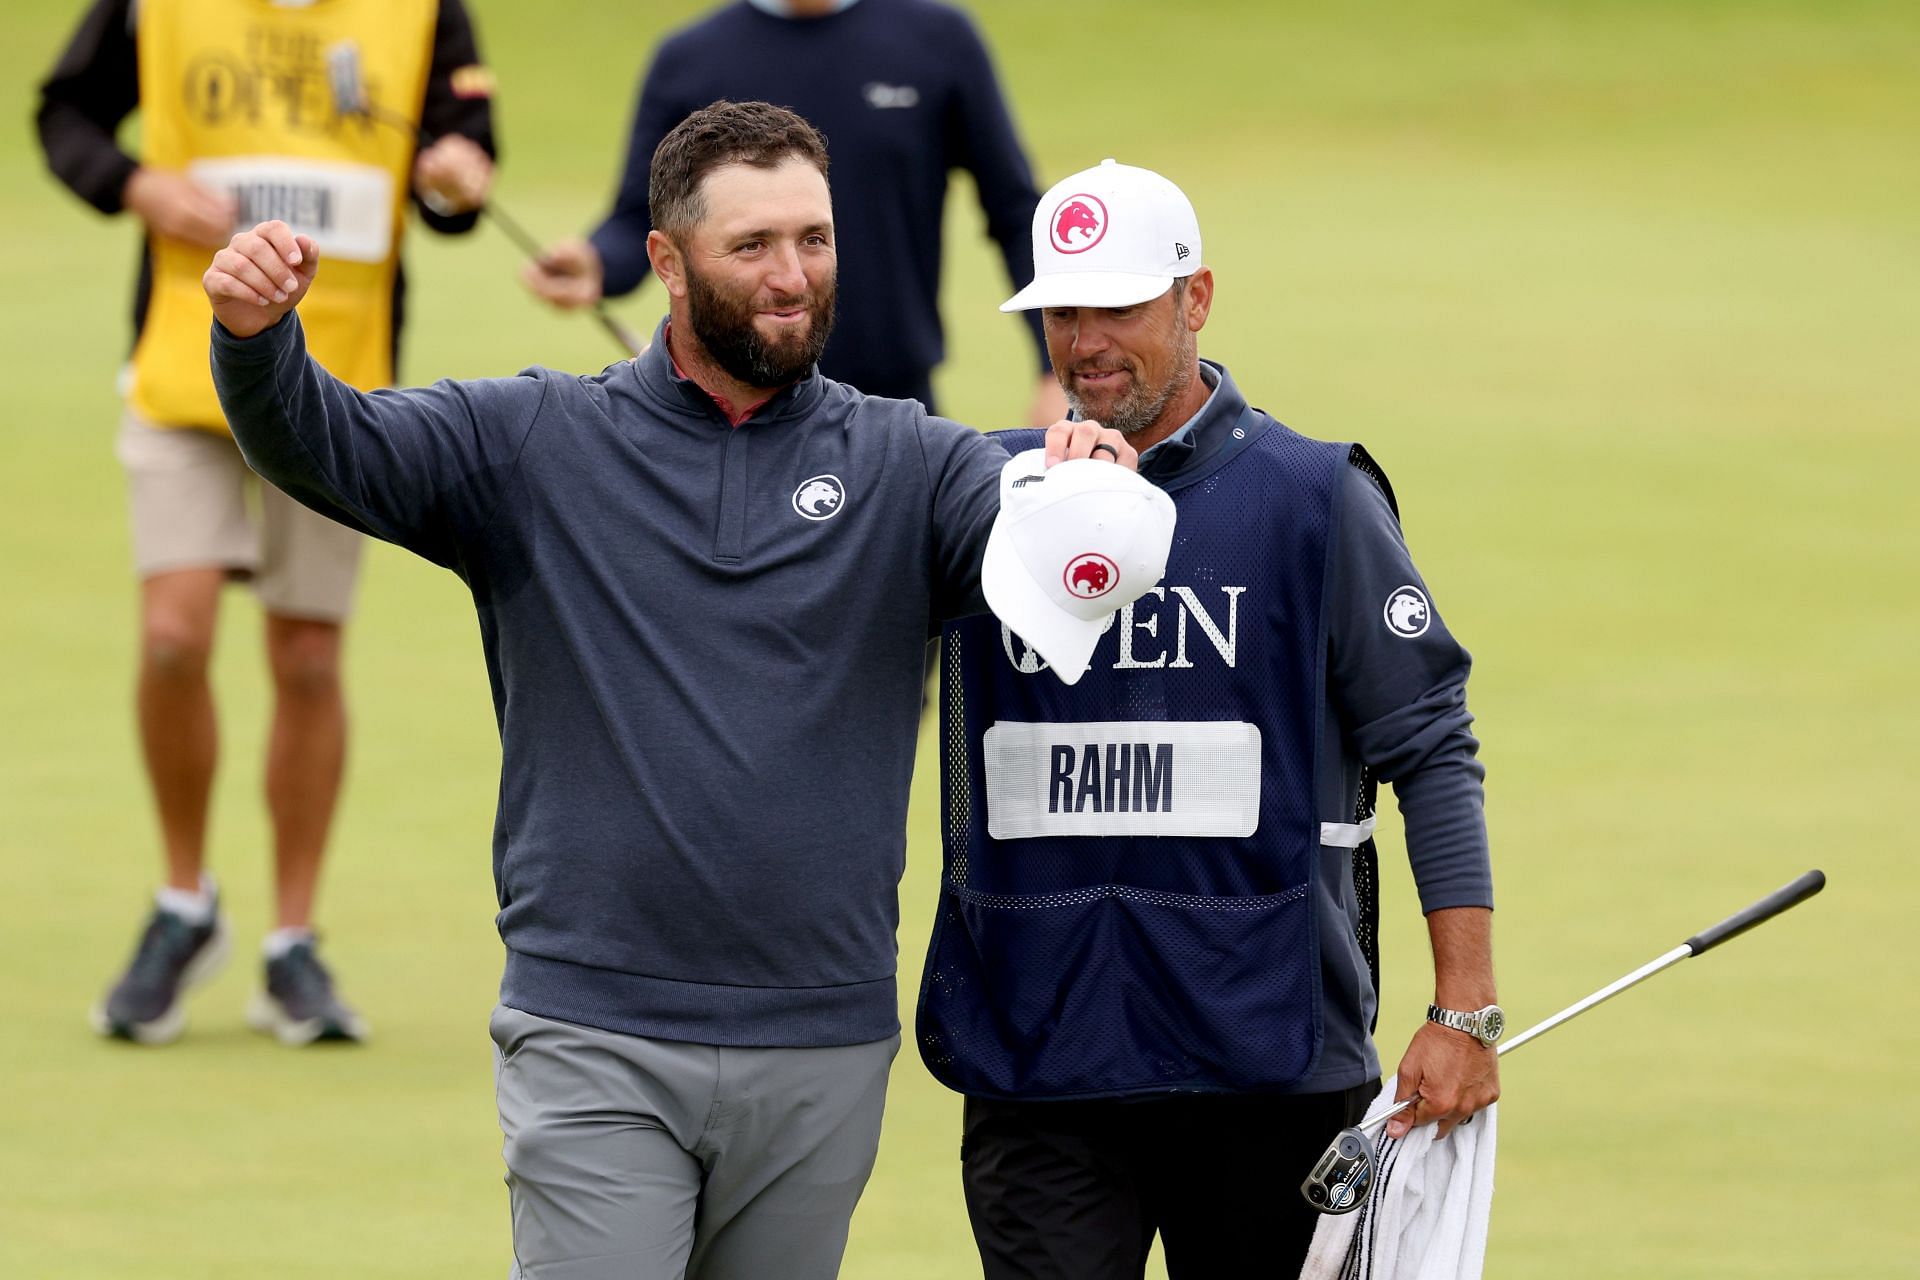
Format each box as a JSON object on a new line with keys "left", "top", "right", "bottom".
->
{"left": 792, "top": 475, "right": 846, "bottom": 521}
{"left": 1384, "top": 585, "right": 1431, "bottom": 637}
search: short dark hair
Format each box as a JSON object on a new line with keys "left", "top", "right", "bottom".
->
{"left": 649, "top": 100, "right": 831, "bottom": 236}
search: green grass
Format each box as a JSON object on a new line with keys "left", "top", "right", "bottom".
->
{"left": 3, "top": 1, "right": 1916, "bottom": 1275}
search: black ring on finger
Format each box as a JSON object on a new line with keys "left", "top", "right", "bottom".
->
{"left": 1091, "top": 441, "right": 1120, "bottom": 461}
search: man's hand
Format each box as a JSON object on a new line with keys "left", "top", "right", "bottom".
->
{"left": 412, "top": 134, "right": 494, "bottom": 215}
{"left": 203, "top": 221, "right": 318, "bottom": 340}
{"left": 124, "top": 168, "right": 237, "bottom": 249}
{"left": 1043, "top": 418, "right": 1137, "bottom": 471}
{"left": 1388, "top": 905, "right": 1500, "bottom": 1139}
{"left": 523, "top": 237, "right": 605, "bottom": 309}
{"left": 1026, "top": 375, "right": 1069, "bottom": 428}
{"left": 1386, "top": 1022, "right": 1500, "bottom": 1140}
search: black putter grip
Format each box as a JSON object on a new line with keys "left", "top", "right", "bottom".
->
{"left": 1684, "top": 869, "right": 1825, "bottom": 956}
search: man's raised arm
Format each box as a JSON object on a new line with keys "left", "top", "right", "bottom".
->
{"left": 205, "top": 221, "right": 544, "bottom": 572}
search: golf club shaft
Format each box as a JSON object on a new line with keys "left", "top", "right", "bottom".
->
{"left": 1359, "top": 870, "right": 1825, "bottom": 1133}
{"left": 1496, "top": 943, "right": 1690, "bottom": 1055}
{"left": 358, "top": 97, "right": 646, "bottom": 359}
{"left": 473, "top": 202, "right": 647, "bottom": 358}
{"left": 471, "top": 199, "right": 645, "bottom": 357}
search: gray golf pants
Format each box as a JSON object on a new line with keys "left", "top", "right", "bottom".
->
{"left": 490, "top": 1004, "right": 897, "bottom": 1279}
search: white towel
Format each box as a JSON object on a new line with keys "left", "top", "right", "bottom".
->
{"left": 1298, "top": 1076, "right": 1497, "bottom": 1280}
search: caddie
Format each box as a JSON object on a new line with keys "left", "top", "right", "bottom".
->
{"left": 38, "top": 0, "right": 498, "bottom": 1046}
{"left": 919, "top": 159, "right": 1501, "bottom": 1279}
{"left": 201, "top": 102, "right": 1150, "bottom": 1280}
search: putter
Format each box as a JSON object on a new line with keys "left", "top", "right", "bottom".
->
{"left": 325, "top": 42, "right": 644, "bottom": 359}
{"left": 1300, "top": 868, "right": 1826, "bottom": 1215}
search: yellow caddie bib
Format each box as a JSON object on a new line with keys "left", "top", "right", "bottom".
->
{"left": 132, "top": 0, "right": 437, "bottom": 431}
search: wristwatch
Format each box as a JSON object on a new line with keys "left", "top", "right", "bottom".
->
{"left": 1426, "top": 1002, "right": 1505, "bottom": 1048}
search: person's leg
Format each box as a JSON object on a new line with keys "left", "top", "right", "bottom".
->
{"left": 683, "top": 1036, "right": 897, "bottom": 1280}
{"left": 490, "top": 1006, "right": 709, "bottom": 1279}
{"left": 1149, "top": 1083, "right": 1378, "bottom": 1278}
{"left": 244, "top": 482, "right": 368, "bottom": 1044}
{"left": 261, "top": 614, "right": 344, "bottom": 930}
{"left": 253, "top": 480, "right": 362, "bottom": 930}
{"left": 137, "top": 569, "right": 225, "bottom": 890}
{"left": 95, "top": 416, "right": 257, "bottom": 1042}
{"left": 960, "top": 1096, "right": 1156, "bottom": 1280}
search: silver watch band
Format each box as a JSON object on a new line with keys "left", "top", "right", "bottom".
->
{"left": 1426, "top": 1002, "right": 1503, "bottom": 1046}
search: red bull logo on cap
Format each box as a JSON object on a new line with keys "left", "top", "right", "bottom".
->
{"left": 1063, "top": 552, "right": 1119, "bottom": 600}
{"left": 1049, "top": 195, "right": 1108, "bottom": 255}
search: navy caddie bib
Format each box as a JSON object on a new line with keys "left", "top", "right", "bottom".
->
{"left": 918, "top": 413, "right": 1353, "bottom": 1100}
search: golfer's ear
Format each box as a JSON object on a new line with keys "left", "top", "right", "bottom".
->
{"left": 647, "top": 230, "right": 687, "bottom": 300}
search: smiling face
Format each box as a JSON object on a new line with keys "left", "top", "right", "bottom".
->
{"left": 666, "top": 158, "right": 838, "bottom": 391}
{"left": 1042, "top": 267, "right": 1213, "bottom": 447}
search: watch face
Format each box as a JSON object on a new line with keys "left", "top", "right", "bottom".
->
{"left": 1480, "top": 1007, "right": 1506, "bottom": 1041}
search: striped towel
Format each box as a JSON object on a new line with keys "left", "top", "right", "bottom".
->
{"left": 1298, "top": 1075, "right": 1497, "bottom": 1280}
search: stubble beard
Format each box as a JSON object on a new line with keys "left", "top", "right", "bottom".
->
{"left": 1063, "top": 328, "right": 1197, "bottom": 439}
{"left": 684, "top": 261, "right": 836, "bottom": 390}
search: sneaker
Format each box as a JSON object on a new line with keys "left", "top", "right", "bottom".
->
{"left": 246, "top": 940, "right": 369, "bottom": 1045}
{"left": 91, "top": 903, "right": 231, "bottom": 1044}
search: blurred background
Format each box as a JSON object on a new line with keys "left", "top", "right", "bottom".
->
{"left": 2, "top": 1, "right": 1914, "bottom": 1275}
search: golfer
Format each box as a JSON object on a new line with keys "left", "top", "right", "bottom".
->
{"left": 204, "top": 101, "right": 1136, "bottom": 1280}
{"left": 920, "top": 160, "right": 1500, "bottom": 1278}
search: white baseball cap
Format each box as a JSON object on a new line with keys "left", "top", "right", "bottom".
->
{"left": 981, "top": 449, "right": 1177, "bottom": 685}
{"left": 1001, "top": 159, "right": 1203, "bottom": 313}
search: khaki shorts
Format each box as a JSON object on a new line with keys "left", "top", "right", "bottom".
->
{"left": 117, "top": 412, "right": 363, "bottom": 622}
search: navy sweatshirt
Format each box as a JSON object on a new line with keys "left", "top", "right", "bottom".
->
{"left": 587, "top": 0, "right": 1049, "bottom": 396}
{"left": 212, "top": 314, "right": 1007, "bottom": 1047}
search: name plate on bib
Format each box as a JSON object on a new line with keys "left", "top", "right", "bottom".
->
{"left": 983, "top": 720, "right": 1261, "bottom": 839}
{"left": 190, "top": 157, "right": 395, "bottom": 264}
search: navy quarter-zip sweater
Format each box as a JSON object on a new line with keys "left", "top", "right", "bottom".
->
{"left": 213, "top": 314, "right": 1006, "bottom": 1046}
{"left": 587, "top": 0, "right": 1049, "bottom": 394}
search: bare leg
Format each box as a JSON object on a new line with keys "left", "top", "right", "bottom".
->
{"left": 263, "top": 613, "right": 347, "bottom": 930}
{"left": 137, "top": 570, "right": 225, "bottom": 891}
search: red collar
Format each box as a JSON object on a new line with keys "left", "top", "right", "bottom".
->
{"left": 664, "top": 321, "right": 772, "bottom": 427}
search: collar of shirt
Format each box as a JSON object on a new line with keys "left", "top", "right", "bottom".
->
{"left": 661, "top": 319, "right": 775, "bottom": 428}
{"left": 745, "top": 0, "right": 864, "bottom": 16}
{"left": 1136, "top": 360, "right": 1237, "bottom": 483}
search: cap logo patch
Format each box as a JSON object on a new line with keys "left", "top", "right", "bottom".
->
{"left": 1384, "top": 585, "right": 1431, "bottom": 637}
{"left": 1050, "top": 195, "right": 1108, "bottom": 255}
{"left": 1063, "top": 552, "right": 1119, "bottom": 599}
{"left": 1174, "top": 242, "right": 1190, "bottom": 260}
{"left": 792, "top": 474, "right": 846, "bottom": 521}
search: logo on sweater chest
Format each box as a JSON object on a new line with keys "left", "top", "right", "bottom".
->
{"left": 792, "top": 475, "right": 846, "bottom": 521}
{"left": 863, "top": 82, "right": 920, "bottom": 109}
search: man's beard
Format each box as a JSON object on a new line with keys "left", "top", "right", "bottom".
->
{"left": 684, "top": 260, "right": 836, "bottom": 389}
{"left": 1064, "top": 340, "right": 1194, "bottom": 438}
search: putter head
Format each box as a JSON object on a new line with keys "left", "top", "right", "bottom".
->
{"left": 1300, "top": 1124, "right": 1378, "bottom": 1214}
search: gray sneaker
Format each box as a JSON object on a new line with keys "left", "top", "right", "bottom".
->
{"left": 91, "top": 903, "right": 231, "bottom": 1044}
{"left": 246, "top": 940, "right": 369, "bottom": 1045}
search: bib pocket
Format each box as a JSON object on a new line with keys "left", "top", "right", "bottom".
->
{"left": 919, "top": 879, "right": 1321, "bottom": 1099}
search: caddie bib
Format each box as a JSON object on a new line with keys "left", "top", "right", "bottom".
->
{"left": 131, "top": 0, "right": 436, "bottom": 430}
{"left": 921, "top": 415, "right": 1357, "bottom": 1099}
